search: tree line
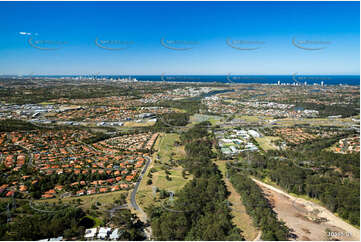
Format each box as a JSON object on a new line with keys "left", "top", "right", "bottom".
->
{"left": 0, "top": 200, "right": 86, "bottom": 240}
{"left": 147, "top": 122, "right": 244, "bottom": 240}
{"left": 242, "top": 140, "right": 360, "bottom": 226}
{"left": 227, "top": 167, "right": 290, "bottom": 240}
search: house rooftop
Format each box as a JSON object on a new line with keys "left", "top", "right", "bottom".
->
{"left": 84, "top": 228, "right": 97, "bottom": 238}
{"left": 49, "top": 236, "right": 63, "bottom": 241}
{"left": 109, "top": 228, "right": 121, "bottom": 240}
{"left": 97, "top": 227, "right": 111, "bottom": 239}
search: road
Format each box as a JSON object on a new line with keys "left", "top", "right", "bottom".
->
{"left": 130, "top": 156, "right": 152, "bottom": 212}
{"left": 129, "top": 156, "right": 153, "bottom": 240}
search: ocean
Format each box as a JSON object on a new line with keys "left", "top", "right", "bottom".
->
{"left": 105, "top": 75, "right": 360, "bottom": 86}
{"left": 15, "top": 75, "right": 360, "bottom": 86}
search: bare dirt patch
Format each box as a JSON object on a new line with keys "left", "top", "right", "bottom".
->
{"left": 253, "top": 179, "right": 360, "bottom": 241}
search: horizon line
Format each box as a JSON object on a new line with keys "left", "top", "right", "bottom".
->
{"left": 1, "top": 74, "right": 360, "bottom": 76}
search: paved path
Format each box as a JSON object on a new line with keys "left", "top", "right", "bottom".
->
{"left": 28, "top": 199, "right": 68, "bottom": 213}
{"left": 108, "top": 204, "right": 129, "bottom": 218}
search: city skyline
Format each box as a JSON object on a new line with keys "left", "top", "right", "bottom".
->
{"left": 0, "top": 2, "right": 360, "bottom": 241}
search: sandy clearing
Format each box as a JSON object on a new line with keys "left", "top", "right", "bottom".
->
{"left": 252, "top": 178, "right": 360, "bottom": 241}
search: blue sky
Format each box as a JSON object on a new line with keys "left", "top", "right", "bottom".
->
{"left": 0, "top": 1, "right": 359, "bottom": 75}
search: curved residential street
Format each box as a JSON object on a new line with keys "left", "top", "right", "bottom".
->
{"left": 130, "top": 156, "right": 151, "bottom": 212}
{"left": 130, "top": 156, "right": 153, "bottom": 240}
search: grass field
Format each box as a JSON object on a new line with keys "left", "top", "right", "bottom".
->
{"left": 38, "top": 102, "right": 55, "bottom": 105}
{"left": 123, "top": 120, "right": 156, "bottom": 127}
{"left": 16, "top": 191, "right": 128, "bottom": 228}
{"left": 37, "top": 190, "right": 128, "bottom": 214}
{"left": 237, "top": 115, "right": 261, "bottom": 122}
{"left": 157, "top": 133, "right": 185, "bottom": 163}
{"left": 269, "top": 117, "right": 356, "bottom": 127}
{"left": 232, "top": 115, "right": 357, "bottom": 129}
{"left": 136, "top": 133, "right": 190, "bottom": 212}
{"left": 255, "top": 136, "right": 280, "bottom": 151}
{"left": 214, "top": 159, "right": 259, "bottom": 240}
{"left": 172, "top": 108, "right": 187, "bottom": 113}
{"left": 189, "top": 114, "right": 222, "bottom": 126}
{"left": 84, "top": 215, "right": 103, "bottom": 227}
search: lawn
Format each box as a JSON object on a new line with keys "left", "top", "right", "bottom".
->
{"left": 157, "top": 133, "right": 185, "bottom": 163}
{"left": 152, "top": 168, "right": 189, "bottom": 192}
{"left": 84, "top": 215, "right": 103, "bottom": 227}
{"left": 37, "top": 190, "right": 128, "bottom": 213}
{"left": 189, "top": 114, "right": 222, "bottom": 126}
{"left": 38, "top": 102, "right": 55, "bottom": 105}
{"left": 255, "top": 136, "right": 280, "bottom": 151}
{"left": 136, "top": 133, "right": 190, "bottom": 213}
{"left": 172, "top": 108, "right": 187, "bottom": 113}
{"left": 123, "top": 120, "right": 156, "bottom": 127}
{"left": 270, "top": 117, "right": 356, "bottom": 128}
{"left": 237, "top": 115, "right": 260, "bottom": 122}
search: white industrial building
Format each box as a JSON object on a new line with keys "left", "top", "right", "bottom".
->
{"left": 248, "top": 130, "right": 260, "bottom": 138}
